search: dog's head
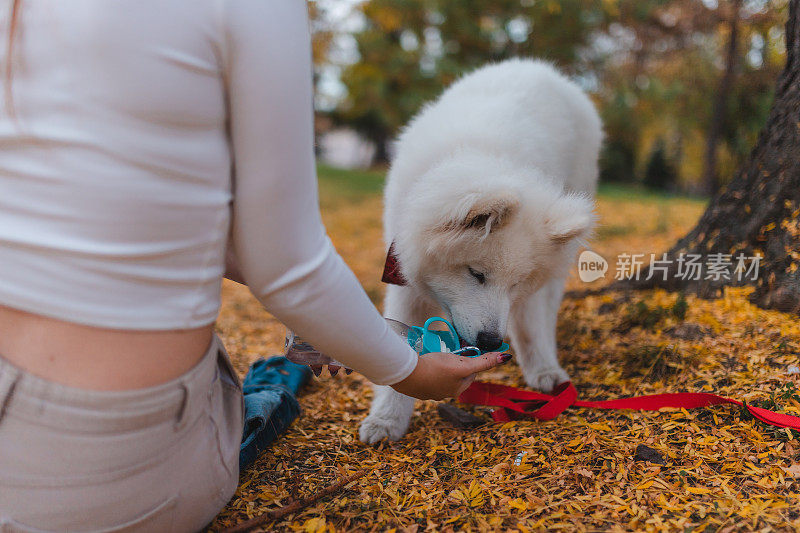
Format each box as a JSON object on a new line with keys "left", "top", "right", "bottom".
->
{"left": 393, "top": 152, "right": 595, "bottom": 351}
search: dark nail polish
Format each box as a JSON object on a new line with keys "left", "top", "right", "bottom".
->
{"left": 329, "top": 365, "right": 340, "bottom": 376}
{"left": 345, "top": 368, "right": 353, "bottom": 375}
{"left": 499, "top": 353, "right": 512, "bottom": 364}
{"left": 312, "top": 366, "right": 322, "bottom": 377}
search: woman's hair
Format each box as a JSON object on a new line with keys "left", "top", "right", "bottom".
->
{"left": 5, "top": 0, "right": 21, "bottom": 116}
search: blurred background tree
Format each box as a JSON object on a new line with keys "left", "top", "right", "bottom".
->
{"left": 643, "top": 138, "right": 679, "bottom": 190}
{"left": 313, "top": 0, "right": 788, "bottom": 192}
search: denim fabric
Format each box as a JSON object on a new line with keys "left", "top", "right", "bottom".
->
{"left": 239, "top": 356, "right": 311, "bottom": 468}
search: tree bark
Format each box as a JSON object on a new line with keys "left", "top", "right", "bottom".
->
{"left": 372, "top": 135, "right": 390, "bottom": 166}
{"left": 701, "top": 0, "right": 742, "bottom": 195}
{"left": 624, "top": 0, "right": 800, "bottom": 315}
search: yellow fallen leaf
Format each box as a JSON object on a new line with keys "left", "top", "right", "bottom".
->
{"left": 587, "top": 422, "right": 612, "bottom": 431}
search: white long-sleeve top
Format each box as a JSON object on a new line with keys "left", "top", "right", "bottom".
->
{"left": 0, "top": 0, "right": 417, "bottom": 385}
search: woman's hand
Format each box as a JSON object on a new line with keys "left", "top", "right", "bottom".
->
{"left": 390, "top": 351, "right": 511, "bottom": 400}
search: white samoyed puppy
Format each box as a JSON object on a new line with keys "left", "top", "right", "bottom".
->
{"left": 359, "top": 58, "right": 602, "bottom": 444}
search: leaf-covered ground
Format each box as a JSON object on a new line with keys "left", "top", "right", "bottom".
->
{"left": 208, "top": 167, "right": 800, "bottom": 532}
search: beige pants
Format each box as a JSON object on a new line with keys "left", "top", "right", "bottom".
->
{"left": 0, "top": 335, "right": 244, "bottom": 533}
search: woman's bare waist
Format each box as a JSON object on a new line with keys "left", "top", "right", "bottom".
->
{"left": 0, "top": 305, "right": 213, "bottom": 391}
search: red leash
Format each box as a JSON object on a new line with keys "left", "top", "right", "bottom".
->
{"left": 458, "top": 381, "right": 800, "bottom": 430}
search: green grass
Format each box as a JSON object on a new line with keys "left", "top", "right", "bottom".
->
{"left": 317, "top": 164, "right": 386, "bottom": 207}
{"left": 597, "top": 182, "right": 707, "bottom": 205}
{"left": 317, "top": 164, "right": 709, "bottom": 213}
{"left": 595, "top": 183, "right": 707, "bottom": 239}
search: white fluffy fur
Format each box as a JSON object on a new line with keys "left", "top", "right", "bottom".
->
{"left": 360, "top": 58, "right": 602, "bottom": 444}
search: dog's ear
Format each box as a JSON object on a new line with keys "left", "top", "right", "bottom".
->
{"left": 457, "top": 192, "right": 519, "bottom": 236}
{"left": 545, "top": 193, "right": 596, "bottom": 244}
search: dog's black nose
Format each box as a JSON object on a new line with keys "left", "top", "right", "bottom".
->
{"left": 475, "top": 331, "right": 503, "bottom": 352}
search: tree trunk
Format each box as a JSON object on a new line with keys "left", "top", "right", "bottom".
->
{"left": 701, "top": 0, "right": 742, "bottom": 195}
{"left": 624, "top": 0, "right": 800, "bottom": 315}
{"left": 372, "top": 135, "right": 390, "bottom": 166}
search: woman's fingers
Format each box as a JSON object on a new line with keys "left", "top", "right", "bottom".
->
{"left": 449, "top": 352, "right": 511, "bottom": 396}
{"left": 391, "top": 351, "right": 512, "bottom": 400}
{"left": 455, "top": 351, "right": 511, "bottom": 377}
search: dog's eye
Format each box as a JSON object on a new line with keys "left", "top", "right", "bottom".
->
{"left": 468, "top": 267, "right": 486, "bottom": 284}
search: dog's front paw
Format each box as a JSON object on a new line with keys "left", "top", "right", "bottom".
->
{"left": 524, "top": 365, "right": 570, "bottom": 393}
{"left": 359, "top": 415, "right": 409, "bottom": 444}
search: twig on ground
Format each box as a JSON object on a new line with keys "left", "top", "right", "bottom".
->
{"left": 562, "top": 286, "right": 615, "bottom": 300}
{"left": 221, "top": 469, "right": 369, "bottom": 533}
{"left": 437, "top": 402, "right": 487, "bottom": 429}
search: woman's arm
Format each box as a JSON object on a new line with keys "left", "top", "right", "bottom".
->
{"left": 220, "top": 0, "right": 417, "bottom": 386}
